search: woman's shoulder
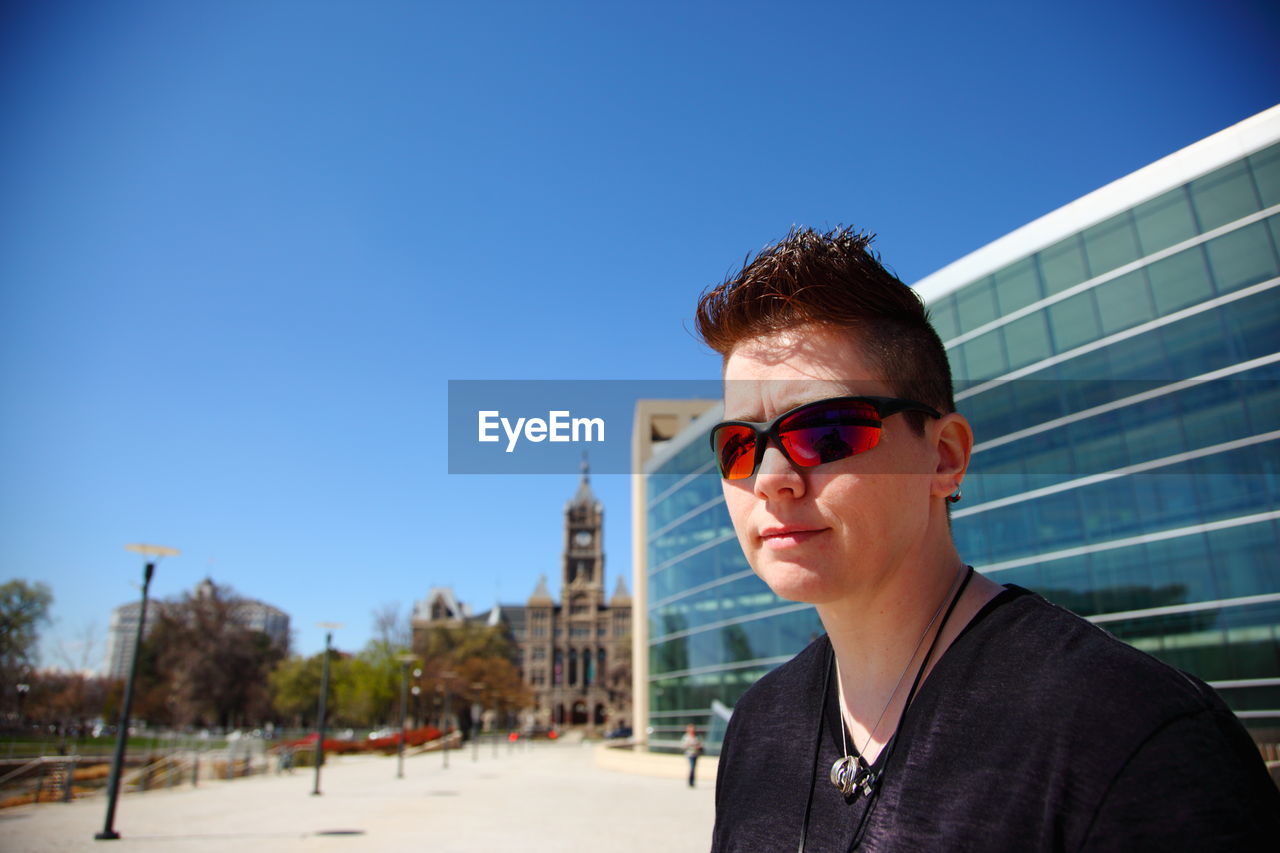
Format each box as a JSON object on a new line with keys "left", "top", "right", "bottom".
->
{"left": 948, "top": 585, "right": 1227, "bottom": 726}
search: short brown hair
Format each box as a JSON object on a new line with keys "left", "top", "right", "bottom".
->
{"left": 694, "top": 225, "right": 955, "bottom": 429}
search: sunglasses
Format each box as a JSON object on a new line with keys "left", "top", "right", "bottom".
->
{"left": 710, "top": 395, "right": 942, "bottom": 480}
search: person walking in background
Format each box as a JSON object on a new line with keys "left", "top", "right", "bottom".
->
{"left": 680, "top": 723, "right": 703, "bottom": 788}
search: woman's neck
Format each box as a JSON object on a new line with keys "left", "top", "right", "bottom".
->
{"left": 817, "top": 558, "right": 1001, "bottom": 763}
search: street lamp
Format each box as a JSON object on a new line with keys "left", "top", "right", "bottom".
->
{"left": 312, "top": 622, "right": 342, "bottom": 796}
{"left": 395, "top": 653, "right": 418, "bottom": 779}
{"left": 15, "top": 683, "right": 29, "bottom": 726}
{"left": 440, "top": 671, "right": 455, "bottom": 770}
{"left": 411, "top": 668, "right": 422, "bottom": 729}
{"left": 96, "top": 543, "right": 179, "bottom": 842}
{"left": 470, "top": 682, "right": 486, "bottom": 762}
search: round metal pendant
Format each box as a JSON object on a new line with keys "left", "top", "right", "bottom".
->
{"left": 831, "top": 755, "right": 875, "bottom": 797}
{"left": 829, "top": 755, "right": 857, "bottom": 795}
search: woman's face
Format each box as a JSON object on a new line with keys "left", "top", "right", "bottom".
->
{"left": 720, "top": 324, "right": 941, "bottom": 605}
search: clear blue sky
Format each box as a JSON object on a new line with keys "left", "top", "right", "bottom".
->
{"left": 3, "top": 0, "right": 1277, "bottom": 668}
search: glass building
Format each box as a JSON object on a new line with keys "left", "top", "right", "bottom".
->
{"left": 635, "top": 105, "right": 1280, "bottom": 752}
{"left": 915, "top": 106, "right": 1280, "bottom": 734}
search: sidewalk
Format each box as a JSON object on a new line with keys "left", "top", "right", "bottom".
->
{"left": 0, "top": 740, "right": 715, "bottom": 852}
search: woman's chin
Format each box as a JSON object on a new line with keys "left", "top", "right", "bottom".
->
{"left": 754, "top": 561, "right": 844, "bottom": 605}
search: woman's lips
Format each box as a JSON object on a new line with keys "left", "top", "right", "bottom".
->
{"left": 759, "top": 527, "right": 827, "bottom": 549}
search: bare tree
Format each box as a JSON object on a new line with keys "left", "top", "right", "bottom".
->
{"left": 371, "top": 602, "right": 411, "bottom": 650}
{"left": 50, "top": 619, "right": 102, "bottom": 673}
{"left": 26, "top": 670, "right": 116, "bottom": 734}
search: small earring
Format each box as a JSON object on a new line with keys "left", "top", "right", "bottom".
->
{"left": 946, "top": 486, "right": 963, "bottom": 504}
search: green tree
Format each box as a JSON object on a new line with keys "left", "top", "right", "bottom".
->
{"left": 269, "top": 651, "right": 338, "bottom": 727}
{"left": 335, "top": 640, "right": 401, "bottom": 727}
{"left": 1, "top": 579, "right": 53, "bottom": 717}
{"left": 415, "top": 621, "right": 513, "bottom": 667}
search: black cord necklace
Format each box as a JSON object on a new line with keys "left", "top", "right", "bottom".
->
{"left": 797, "top": 565, "right": 975, "bottom": 853}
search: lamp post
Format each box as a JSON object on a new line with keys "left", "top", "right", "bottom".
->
{"left": 440, "top": 671, "right": 455, "bottom": 770}
{"left": 395, "top": 653, "right": 418, "bottom": 779}
{"left": 15, "top": 682, "right": 29, "bottom": 727}
{"left": 411, "top": 668, "right": 422, "bottom": 729}
{"left": 311, "top": 623, "right": 342, "bottom": 796}
{"left": 96, "top": 543, "right": 179, "bottom": 842}
{"left": 470, "top": 682, "right": 486, "bottom": 762}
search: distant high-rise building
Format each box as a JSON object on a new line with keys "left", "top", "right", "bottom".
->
{"left": 104, "top": 599, "right": 151, "bottom": 682}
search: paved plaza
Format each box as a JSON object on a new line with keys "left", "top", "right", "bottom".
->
{"left": 1, "top": 738, "right": 716, "bottom": 852}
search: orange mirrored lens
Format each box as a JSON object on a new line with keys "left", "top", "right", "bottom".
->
{"left": 714, "top": 425, "right": 757, "bottom": 480}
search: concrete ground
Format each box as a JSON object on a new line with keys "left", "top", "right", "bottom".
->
{"left": 0, "top": 738, "right": 716, "bottom": 852}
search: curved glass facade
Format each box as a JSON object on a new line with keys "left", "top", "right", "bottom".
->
{"left": 931, "top": 137, "right": 1280, "bottom": 729}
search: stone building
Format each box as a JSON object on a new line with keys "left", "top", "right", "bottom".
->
{"left": 523, "top": 464, "right": 632, "bottom": 731}
{"left": 410, "top": 587, "right": 524, "bottom": 651}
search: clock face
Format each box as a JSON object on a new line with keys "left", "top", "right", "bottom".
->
{"left": 574, "top": 530, "right": 592, "bottom": 547}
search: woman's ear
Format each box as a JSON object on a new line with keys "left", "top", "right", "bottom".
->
{"left": 931, "top": 412, "right": 973, "bottom": 500}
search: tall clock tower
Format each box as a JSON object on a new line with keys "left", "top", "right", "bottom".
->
{"left": 564, "top": 457, "right": 605, "bottom": 603}
{"left": 522, "top": 456, "right": 632, "bottom": 731}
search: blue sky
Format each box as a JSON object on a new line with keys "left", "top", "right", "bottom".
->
{"left": 3, "top": 0, "right": 1277, "bottom": 668}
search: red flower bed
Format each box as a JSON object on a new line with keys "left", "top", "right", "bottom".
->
{"left": 366, "top": 726, "right": 443, "bottom": 753}
{"left": 283, "top": 733, "right": 364, "bottom": 754}
{"left": 281, "top": 726, "right": 445, "bottom": 755}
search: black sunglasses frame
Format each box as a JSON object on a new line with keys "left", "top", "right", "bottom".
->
{"left": 710, "top": 395, "right": 943, "bottom": 480}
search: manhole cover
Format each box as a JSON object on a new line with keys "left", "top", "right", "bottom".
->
{"left": 316, "top": 829, "right": 366, "bottom": 836}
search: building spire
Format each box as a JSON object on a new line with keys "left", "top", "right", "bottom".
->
{"left": 571, "top": 451, "right": 597, "bottom": 509}
{"left": 529, "top": 574, "right": 553, "bottom": 603}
